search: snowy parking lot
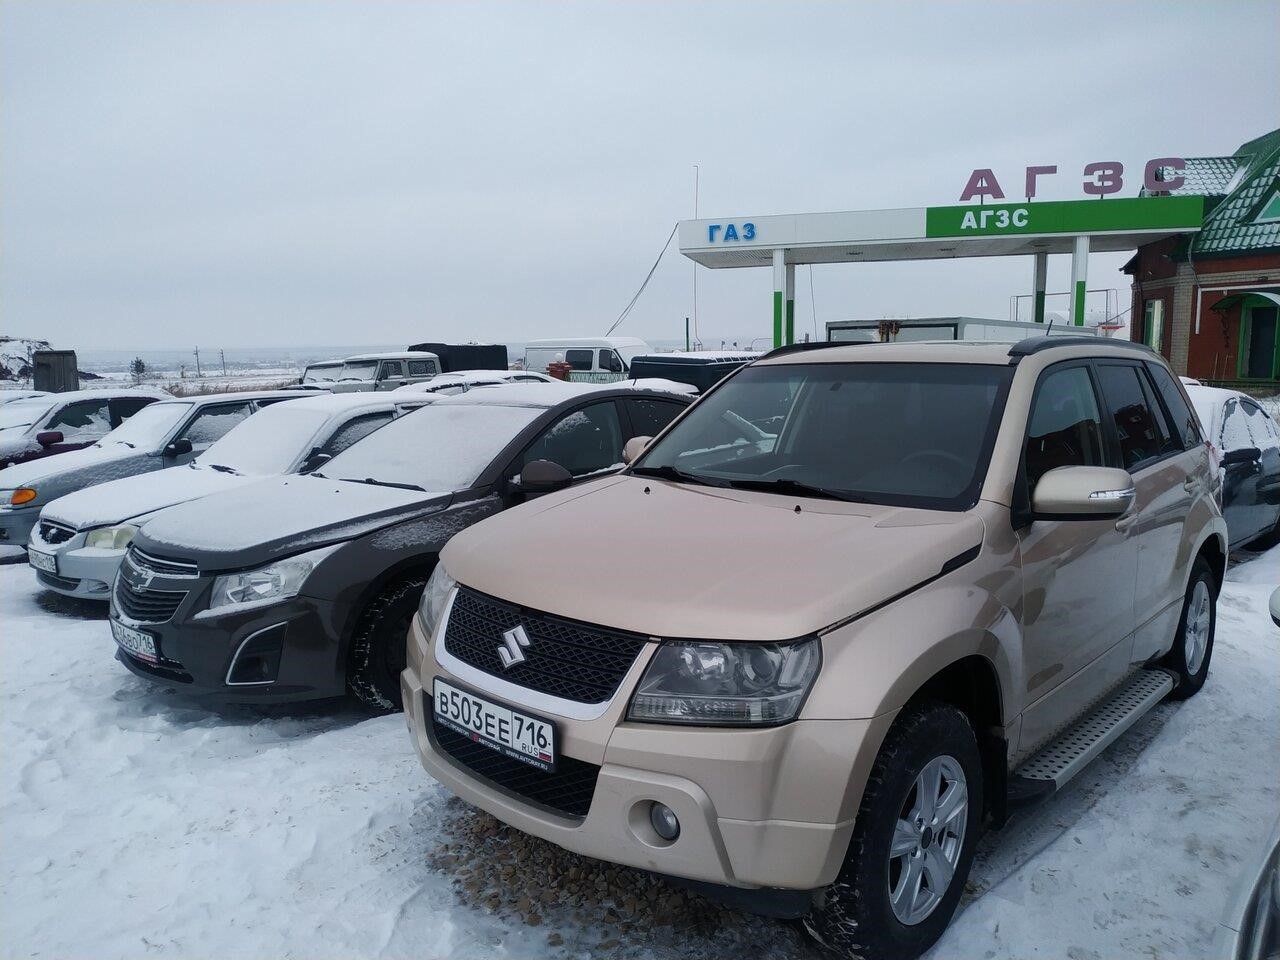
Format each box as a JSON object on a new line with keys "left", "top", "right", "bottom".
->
{"left": 1, "top": 549, "right": 1277, "bottom": 960}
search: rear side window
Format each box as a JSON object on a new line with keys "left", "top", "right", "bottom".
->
{"left": 320, "top": 411, "right": 394, "bottom": 456}
{"left": 626, "top": 398, "right": 686, "bottom": 438}
{"left": 1144, "top": 362, "right": 1201, "bottom": 449}
{"left": 1095, "top": 364, "right": 1171, "bottom": 470}
{"left": 109, "top": 396, "right": 156, "bottom": 426}
{"left": 565, "top": 349, "right": 594, "bottom": 371}
{"left": 1025, "top": 365, "right": 1105, "bottom": 489}
{"left": 408, "top": 360, "right": 436, "bottom": 376}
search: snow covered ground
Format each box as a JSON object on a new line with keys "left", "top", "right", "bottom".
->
{"left": 1, "top": 550, "right": 1276, "bottom": 960}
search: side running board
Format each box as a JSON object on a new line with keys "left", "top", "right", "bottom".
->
{"left": 1012, "top": 668, "right": 1175, "bottom": 795}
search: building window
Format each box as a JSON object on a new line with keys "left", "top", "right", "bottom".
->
{"left": 1143, "top": 299, "right": 1165, "bottom": 353}
{"left": 1239, "top": 301, "right": 1279, "bottom": 380}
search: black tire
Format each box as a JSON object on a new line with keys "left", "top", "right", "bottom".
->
{"left": 804, "top": 702, "right": 983, "bottom": 960}
{"left": 1160, "top": 557, "right": 1216, "bottom": 700}
{"left": 347, "top": 576, "right": 427, "bottom": 713}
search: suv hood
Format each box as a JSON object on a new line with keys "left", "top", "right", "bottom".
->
{"left": 43, "top": 464, "right": 252, "bottom": 531}
{"left": 442, "top": 475, "right": 984, "bottom": 641}
{"left": 133, "top": 474, "right": 451, "bottom": 570}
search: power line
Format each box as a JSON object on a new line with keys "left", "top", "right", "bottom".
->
{"left": 605, "top": 222, "right": 678, "bottom": 337}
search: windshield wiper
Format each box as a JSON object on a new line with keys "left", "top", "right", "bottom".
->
{"left": 629, "top": 464, "right": 729, "bottom": 487}
{"left": 206, "top": 463, "right": 239, "bottom": 475}
{"left": 341, "top": 476, "right": 427, "bottom": 492}
{"left": 723, "top": 477, "right": 870, "bottom": 503}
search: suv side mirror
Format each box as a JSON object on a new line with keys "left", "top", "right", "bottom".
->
{"left": 1221, "top": 446, "right": 1261, "bottom": 466}
{"left": 35, "top": 430, "right": 64, "bottom": 448}
{"left": 515, "top": 459, "right": 573, "bottom": 495}
{"left": 622, "top": 436, "right": 652, "bottom": 465}
{"left": 1032, "top": 465, "right": 1135, "bottom": 520}
{"left": 163, "top": 437, "right": 194, "bottom": 458}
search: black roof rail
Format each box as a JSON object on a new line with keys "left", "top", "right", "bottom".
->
{"left": 756, "top": 340, "right": 864, "bottom": 361}
{"left": 1007, "top": 335, "right": 1154, "bottom": 358}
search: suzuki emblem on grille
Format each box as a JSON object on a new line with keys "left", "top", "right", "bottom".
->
{"left": 498, "top": 625, "right": 532, "bottom": 669}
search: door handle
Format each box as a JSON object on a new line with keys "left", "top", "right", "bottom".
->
{"left": 1182, "top": 476, "right": 1197, "bottom": 491}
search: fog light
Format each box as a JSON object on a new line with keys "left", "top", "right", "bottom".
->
{"left": 649, "top": 802, "right": 680, "bottom": 841}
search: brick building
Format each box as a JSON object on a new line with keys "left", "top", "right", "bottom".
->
{"left": 1125, "top": 128, "right": 1280, "bottom": 388}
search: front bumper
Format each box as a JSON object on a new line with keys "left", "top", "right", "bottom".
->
{"left": 403, "top": 609, "right": 893, "bottom": 893}
{"left": 0, "top": 506, "right": 38, "bottom": 545}
{"left": 27, "top": 527, "right": 122, "bottom": 600}
{"left": 110, "top": 574, "right": 352, "bottom": 702}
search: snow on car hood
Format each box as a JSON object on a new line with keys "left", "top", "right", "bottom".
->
{"left": 42, "top": 465, "right": 252, "bottom": 531}
{"left": 442, "top": 474, "right": 985, "bottom": 642}
{"left": 133, "top": 474, "right": 452, "bottom": 570}
{"left": 0, "top": 444, "right": 158, "bottom": 498}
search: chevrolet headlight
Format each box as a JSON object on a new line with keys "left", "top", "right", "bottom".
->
{"left": 418, "top": 564, "right": 457, "bottom": 638}
{"left": 85, "top": 524, "right": 139, "bottom": 550}
{"left": 207, "top": 545, "right": 336, "bottom": 613}
{"left": 628, "top": 637, "right": 821, "bottom": 726}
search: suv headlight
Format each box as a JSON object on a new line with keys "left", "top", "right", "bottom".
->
{"left": 418, "top": 564, "right": 457, "bottom": 638}
{"left": 85, "top": 524, "right": 139, "bottom": 550}
{"left": 207, "top": 545, "right": 336, "bottom": 613}
{"left": 628, "top": 637, "right": 821, "bottom": 726}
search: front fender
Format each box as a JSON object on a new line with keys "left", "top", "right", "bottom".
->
{"left": 803, "top": 580, "right": 1024, "bottom": 724}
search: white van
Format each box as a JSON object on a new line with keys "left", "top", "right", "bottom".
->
{"left": 523, "top": 337, "right": 653, "bottom": 382}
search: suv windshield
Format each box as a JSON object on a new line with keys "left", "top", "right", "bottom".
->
{"left": 302, "top": 364, "right": 341, "bottom": 384}
{"left": 198, "top": 406, "right": 332, "bottom": 475}
{"left": 99, "top": 402, "right": 192, "bottom": 448}
{"left": 338, "top": 361, "right": 379, "bottom": 381}
{"left": 317, "top": 403, "right": 542, "bottom": 492}
{"left": 635, "top": 362, "right": 1013, "bottom": 510}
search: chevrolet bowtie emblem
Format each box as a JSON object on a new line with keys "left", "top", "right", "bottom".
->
{"left": 498, "top": 625, "right": 532, "bottom": 669}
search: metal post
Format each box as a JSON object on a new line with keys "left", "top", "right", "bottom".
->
{"left": 772, "top": 249, "right": 786, "bottom": 348}
{"left": 784, "top": 262, "right": 796, "bottom": 345}
{"left": 685, "top": 317, "right": 690, "bottom": 352}
{"left": 1069, "top": 236, "right": 1089, "bottom": 327}
{"left": 1033, "top": 253, "right": 1048, "bottom": 324}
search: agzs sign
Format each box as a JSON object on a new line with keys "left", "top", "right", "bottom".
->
{"left": 959, "top": 159, "right": 1186, "bottom": 201}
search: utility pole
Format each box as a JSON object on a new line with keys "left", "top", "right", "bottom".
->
{"left": 194, "top": 346, "right": 202, "bottom": 377}
{"left": 692, "top": 164, "right": 699, "bottom": 349}
{"left": 219, "top": 349, "right": 227, "bottom": 375}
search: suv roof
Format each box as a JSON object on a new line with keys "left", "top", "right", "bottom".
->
{"left": 757, "top": 337, "right": 1155, "bottom": 367}
{"left": 342, "top": 351, "right": 440, "bottom": 361}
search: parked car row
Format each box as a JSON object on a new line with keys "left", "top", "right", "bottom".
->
{"left": 12, "top": 336, "right": 1270, "bottom": 960}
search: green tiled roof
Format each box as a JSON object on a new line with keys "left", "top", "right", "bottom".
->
{"left": 1189, "top": 128, "right": 1280, "bottom": 257}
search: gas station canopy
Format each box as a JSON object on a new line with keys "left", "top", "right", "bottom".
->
{"left": 678, "top": 195, "right": 1206, "bottom": 344}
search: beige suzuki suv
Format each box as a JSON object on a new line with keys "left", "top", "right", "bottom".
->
{"left": 403, "top": 336, "right": 1226, "bottom": 960}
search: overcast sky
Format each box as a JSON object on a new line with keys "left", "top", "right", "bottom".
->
{"left": 3, "top": 1, "right": 1278, "bottom": 352}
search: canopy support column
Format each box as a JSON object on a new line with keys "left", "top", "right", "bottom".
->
{"left": 1033, "top": 252, "right": 1048, "bottom": 324}
{"left": 785, "top": 262, "right": 796, "bottom": 345}
{"left": 772, "top": 249, "right": 786, "bottom": 348}
{"left": 1069, "top": 236, "right": 1089, "bottom": 327}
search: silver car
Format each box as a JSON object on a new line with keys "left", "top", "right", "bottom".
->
{"left": 28, "top": 392, "right": 434, "bottom": 599}
{"left": 3, "top": 390, "right": 308, "bottom": 553}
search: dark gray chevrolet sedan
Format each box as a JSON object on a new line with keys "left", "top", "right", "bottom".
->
{"left": 109, "top": 382, "right": 691, "bottom": 710}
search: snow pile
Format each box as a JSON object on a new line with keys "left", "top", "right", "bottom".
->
{"left": 0, "top": 549, "right": 1277, "bottom": 959}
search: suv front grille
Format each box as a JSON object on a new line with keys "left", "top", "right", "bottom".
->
{"left": 38, "top": 520, "right": 75, "bottom": 545}
{"left": 443, "top": 587, "right": 648, "bottom": 704}
{"left": 431, "top": 717, "right": 599, "bottom": 819}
